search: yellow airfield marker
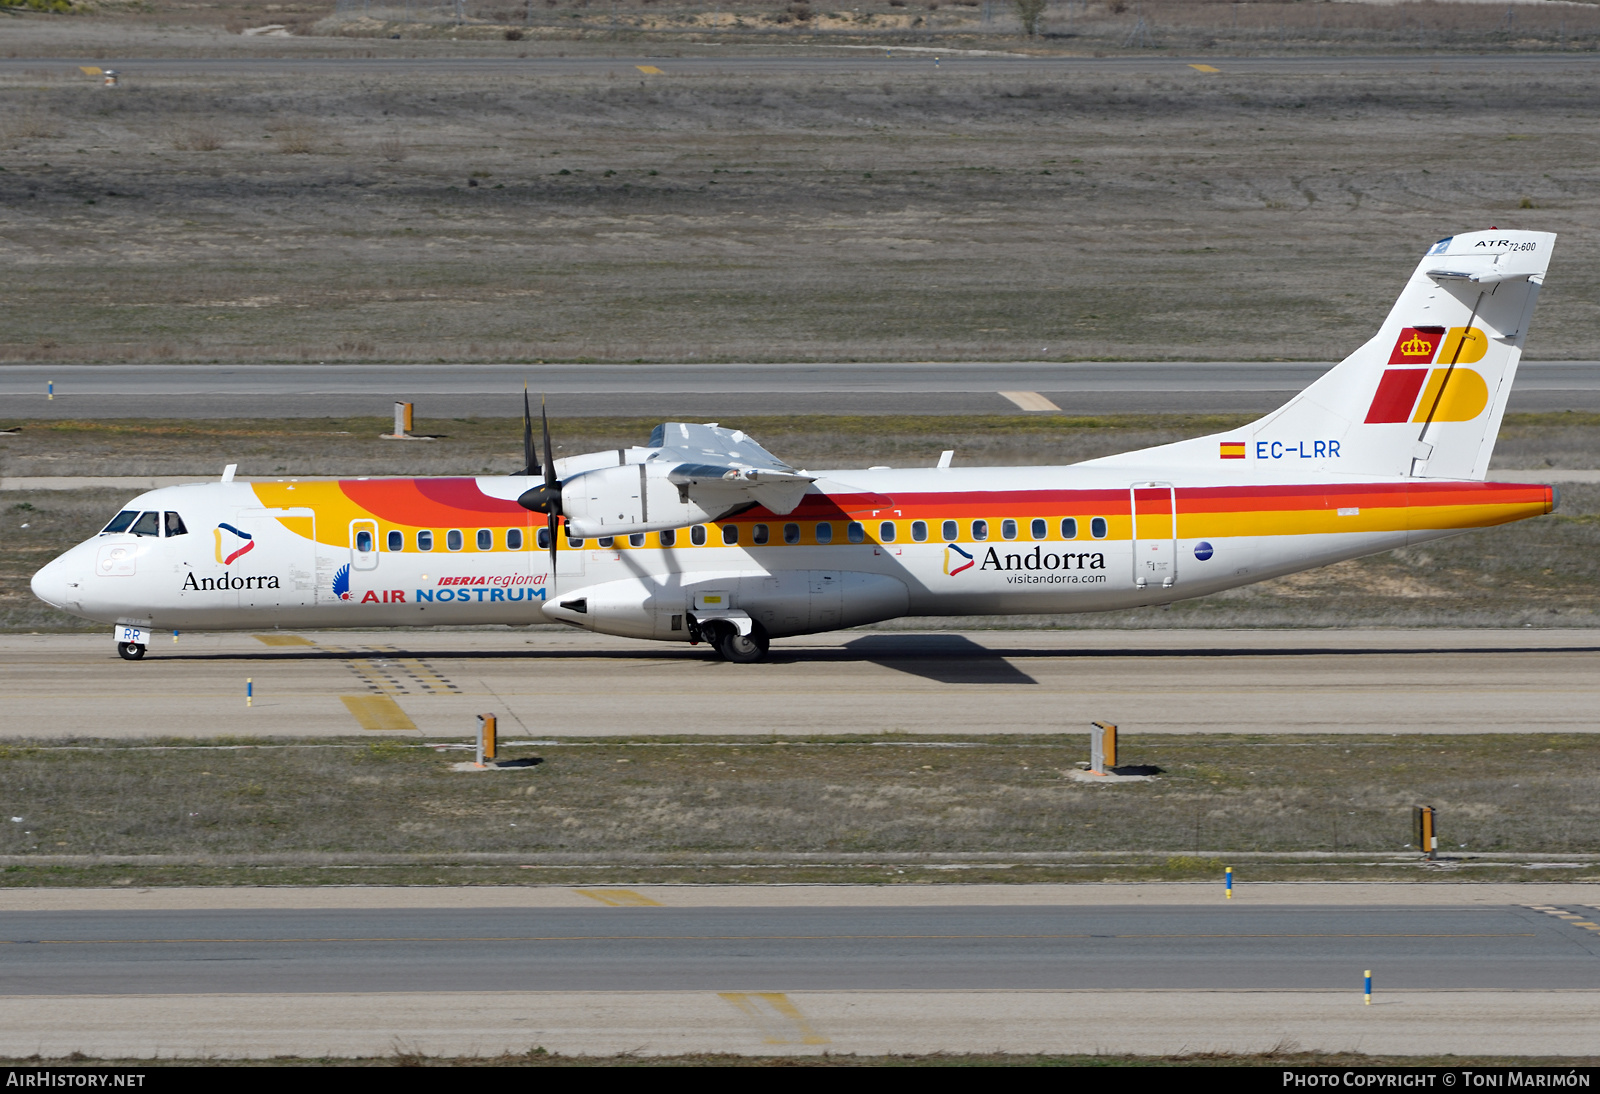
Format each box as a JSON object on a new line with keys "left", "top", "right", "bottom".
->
{"left": 79, "top": 66, "right": 103, "bottom": 76}
{"left": 636, "top": 65, "right": 664, "bottom": 75}
{"left": 341, "top": 694, "right": 417, "bottom": 732}
{"left": 1189, "top": 63, "right": 1221, "bottom": 73}
{"left": 576, "top": 888, "right": 663, "bottom": 907}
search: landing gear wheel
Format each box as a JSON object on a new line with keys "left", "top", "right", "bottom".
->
{"left": 117, "top": 641, "right": 146, "bottom": 661}
{"left": 715, "top": 625, "right": 769, "bottom": 664}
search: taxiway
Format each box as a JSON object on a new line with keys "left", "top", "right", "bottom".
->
{"left": 1, "top": 628, "right": 1595, "bottom": 738}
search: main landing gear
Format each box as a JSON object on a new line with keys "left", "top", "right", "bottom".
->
{"left": 689, "top": 613, "right": 771, "bottom": 663}
{"left": 117, "top": 641, "right": 146, "bottom": 661}
{"left": 715, "top": 627, "right": 769, "bottom": 664}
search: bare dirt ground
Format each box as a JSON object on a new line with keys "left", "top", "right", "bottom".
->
{"left": 4, "top": 5, "right": 1600, "bottom": 364}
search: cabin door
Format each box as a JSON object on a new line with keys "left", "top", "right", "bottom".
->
{"left": 1130, "top": 482, "right": 1177, "bottom": 589}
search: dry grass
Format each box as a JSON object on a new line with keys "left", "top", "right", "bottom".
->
{"left": 1, "top": 106, "right": 63, "bottom": 142}
{"left": 1, "top": 734, "right": 1597, "bottom": 867}
{"left": 376, "top": 134, "right": 409, "bottom": 162}
{"left": 170, "top": 121, "right": 225, "bottom": 152}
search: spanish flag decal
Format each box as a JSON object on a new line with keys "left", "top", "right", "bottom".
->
{"left": 1220, "top": 441, "right": 1246, "bottom": 460}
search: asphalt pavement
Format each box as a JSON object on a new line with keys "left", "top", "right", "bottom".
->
{"left": 3, "top": 904, "right": 1595, "bottom": 995}
{"left": 6, "top": 362, "right": 1600, "bottom": 418}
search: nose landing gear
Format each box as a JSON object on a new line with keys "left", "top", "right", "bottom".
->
{"left": 117, "top": 641, "right": 146, "bottom": 661}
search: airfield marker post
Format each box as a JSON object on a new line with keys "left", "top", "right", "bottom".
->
{"left": 246, "top": 678, "right": 253, "bottom": 708}
{"left": 46, "top": 381, "right": 52, "bottom": 401}
{"left": 1414, "top": 805, "right": 1438, "bottom": 861}
{"left": 477, "top": 713, "right": 497, "bottom": 767}
{"left": 1225, "top": 866, "right": 1233, "bottom": 899}
{"left": 1089, "top": 721, "right": 1117, "bottom": 775}
{"left": 1365, "top": 970, "right": 1372, "bottom": 1005}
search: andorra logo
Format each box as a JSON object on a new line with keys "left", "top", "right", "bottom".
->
{"left": 944, "top": 543, "right": 975, "bottom": 577}
{"left": 332, "top": 563, "right": 352, "bottom": 601}
{"left": 212, "top": 523, "right": 255, "bottom": 566}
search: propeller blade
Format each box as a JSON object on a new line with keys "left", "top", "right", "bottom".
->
{"left": 522, "top": 385, "right": 537, "bottom": 477}
{"left": 547, "top": 512, "right": 559, "bottom": 592}
{"left": 541, "top": 397, "right": 557, "bottom": 491}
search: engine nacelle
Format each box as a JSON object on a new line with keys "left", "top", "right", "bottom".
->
{"left": 560, "top": 462, "right": 812, "bottom": 539}
{"left": 560, "top": 463, "right": 717, "bottom": 539}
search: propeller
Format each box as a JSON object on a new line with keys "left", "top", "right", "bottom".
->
{"left": 515, "top": 397, "right": 563, "bottom": 592}
{"left": 520, "top": 385, "right": 538, "bottom": 478}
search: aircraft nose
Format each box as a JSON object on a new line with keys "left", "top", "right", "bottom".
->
{"left": 30, "top": 555, "right": 68, "bottom": 609}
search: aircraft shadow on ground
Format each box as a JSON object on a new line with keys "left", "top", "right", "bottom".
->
{"left": 143, "top": 640, "right": 1600, "bottom": 669}
{"left": 838, "top": 634, "right": 1039, "bottom": 685}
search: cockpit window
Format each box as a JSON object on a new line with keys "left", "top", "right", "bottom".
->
{"left": 164, "top": 512, "right": 188, "bottom": 537}
{"left": 101, "top": 511, "right": 139, "bottom": 534}
{"left": 129, "top": 512, "right": 161, "bottom": 537}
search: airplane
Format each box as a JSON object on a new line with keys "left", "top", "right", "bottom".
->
{"left": 30, "top": 228, "right": 1558, "bottom": 664}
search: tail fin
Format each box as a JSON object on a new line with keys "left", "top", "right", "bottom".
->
{"left": 1089, "top": 229, "right": 1555, "bottom": 481}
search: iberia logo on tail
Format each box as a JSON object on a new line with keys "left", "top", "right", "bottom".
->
{"left": 213, "top": 523, "right": 255, "bottom": 565}
{"left": 1365, "top": 326, "right": 1490, "bottom": 424}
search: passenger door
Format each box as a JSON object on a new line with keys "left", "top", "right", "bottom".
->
{"left": 1130, "top": 482, "right": 1177, "bottom": 589}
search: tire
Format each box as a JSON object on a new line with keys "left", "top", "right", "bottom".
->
{"left": 117, "top": 641, "right": 146, "bottom": 661}
{"left": 715, "top": 627, "right": 767, "bottom": 664}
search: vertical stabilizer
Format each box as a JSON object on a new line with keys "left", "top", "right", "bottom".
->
{"left": 1087, "top": 229, "right": 1555, "bottom": 481}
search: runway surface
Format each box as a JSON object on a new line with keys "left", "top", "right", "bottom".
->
{"left": 5, "top": 362, "right": 1600, "bottom": 418}
{"left": 4, "top": 904, "right": 1597, "bottom": 995}
{"left": 1, "top": 892, "right": 1597, "bottom": 1057}
{"left": 2, "top": 628, "right": 1597, "bottom": 738}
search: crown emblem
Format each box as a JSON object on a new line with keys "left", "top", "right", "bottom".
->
{"left": 1399, "top": 335, "right": 1432, "bottom": 356}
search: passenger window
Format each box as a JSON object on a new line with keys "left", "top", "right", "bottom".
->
{"left": 355, "top": 530, "right": 374, "bottom": 553}
{"left": 691, "top": 525, "right": 707, "bottom": 546}
{"left": 847, "top": 522, "right": 865, "bottom": 543}
{"left": 629, "top": 533, "right": 645, "bottom": 547}
{"left": 941, "top": 519, "right": 957, "bottom": 541}
{"left": 879, "top": 521, "right": 896, "bottom": 543}
{"left": 815, "top": 522, "right": 833, "bottom": 544}
{"left": 783, "top": 523, "right": 800, "bottom": 544}
{"left": 567, "top": 534, "right": 584, "bottom": 548}
{"left": 417, "top": 530, "right": 434, "bottom": 551}
{"left": 972, "top": 520, "right": 989, "bottom": 541}
{"left": 102, "top": 510, "right": 139, "bottom": 534}
{"left": 911, "top": 520, "right": 928, "bottom": 542}
{"left": 753, "top": 524, "right": 769, "bottom": 545}
{"left": 164, "top": 512, "right": 188, "bottom": 537}
{"left": 129, "top": 512, "right": 160, "bottom": 537}
{"left": 1061, "top": 517, "right": 1079, "bottom": 540}
{"left": 387, "top": 529, "right": 404, "bottom": 552}
{"left": 1001, "top": 519, "right": 1018, "bottom": 541}
{"left": 1091, "top": 516, "right": 1108, "bottom": 539}
{"left": 507, "top": 528, "right": 523, "bottom": 551}
{"left": 476, "top": 529, "right": 493, "bottom": 551}
{"left": 722, "top": 525, "right": 739, "bottom": 545}
{"left": 446, "top": 529, "right": 464, "bottom": 551}
{"left": 598, "top": 536, "right": 614, "bottom": 548}
{"left": 1031, "top": 518, "right": 1047, "bottom": 540}
{"left": 660, "top": 528, "right": 677, "bottom": 547}
{"left": 536, "top": 527, "right": 550, "bottom": 550}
